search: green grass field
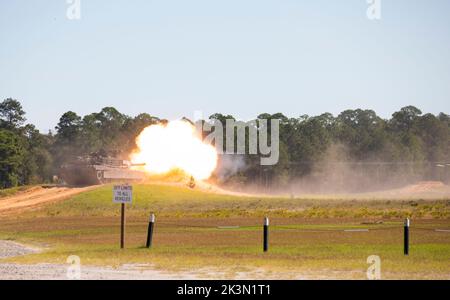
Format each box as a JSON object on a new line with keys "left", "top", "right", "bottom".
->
{"left": 1, "top": 183, "right": 449, "bottom": 279}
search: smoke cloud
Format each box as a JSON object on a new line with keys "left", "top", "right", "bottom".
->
{"left": 215, "top": 154, "right": 247, "bottom": 181}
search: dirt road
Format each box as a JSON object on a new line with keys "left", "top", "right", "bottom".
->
{"left": 0, "top": 186, "right": 98, "bottom": 216}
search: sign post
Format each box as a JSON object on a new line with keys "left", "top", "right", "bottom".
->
{"left": 113, "top": 184, "right": 133, "bottom": 249}
{"left": 120, "top": 203, "right": 125, "bottom": 249}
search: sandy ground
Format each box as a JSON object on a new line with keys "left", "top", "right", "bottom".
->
{"left": 0, "top": 186, "right": 98, "bottom": 216}
{"left": 197, "top": 180, "right": 450, "bottom": 199}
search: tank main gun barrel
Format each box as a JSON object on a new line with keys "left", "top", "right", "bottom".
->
{"left": 130, "top": 163, "right": 146, "bottom": 167}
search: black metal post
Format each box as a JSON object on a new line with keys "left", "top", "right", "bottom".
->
{"left": 404, "top": 218, "right": 410, "bottom": 256}
{"left": 146, "top": 213, "right": 155, "bottom": 248}
{"left": 263, "top": 217, "right": 269, "bottom": 252}
{"left": 120, "top": 203, "right": 125, "bottom": 249}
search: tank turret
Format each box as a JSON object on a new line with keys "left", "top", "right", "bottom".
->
{"left": 59, "top": 155, "right": 146, "bottom": 186}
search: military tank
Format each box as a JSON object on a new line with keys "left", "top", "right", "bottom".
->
{"left": 59, "top": 154, "right": 146, "bottom": 186}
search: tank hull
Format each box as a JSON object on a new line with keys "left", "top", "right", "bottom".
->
{"left": 59, "top": 156, "right": 146, "bottom": 186}
{"left": 59, "top": 165, "right": 100, "bottom": 186}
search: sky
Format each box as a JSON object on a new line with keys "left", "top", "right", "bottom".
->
{"left": 1, "top": 0, "right": 450, "bottom": 132}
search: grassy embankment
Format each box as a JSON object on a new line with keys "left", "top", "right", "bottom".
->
{"left": 0, "top": 185, "right": 36, "bottom": 198}
{"left": 0, "top": 184, "right": 449, "bottom": 279}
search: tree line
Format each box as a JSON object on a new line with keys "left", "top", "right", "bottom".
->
{"left": 0, "top": 98, "right": 160, "bottom": 188}
{"left": 1, "top": 98, "right": 449, "bottom": 190}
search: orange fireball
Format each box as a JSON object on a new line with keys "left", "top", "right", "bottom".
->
{"left": 130, "top": 120, "right": 218, "bottom": 180}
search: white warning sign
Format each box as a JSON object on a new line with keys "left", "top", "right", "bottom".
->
{"left": 113, "top": 185, "right": 133, "bottom": 204}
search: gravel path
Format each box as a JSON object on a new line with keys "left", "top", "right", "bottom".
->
{"left": 0, "top": 240, "right": 40, "bottom": 259}
{"left": 0, "top": 263, "right": 203, "bottom": 280}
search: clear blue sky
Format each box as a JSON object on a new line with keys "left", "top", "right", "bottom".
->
{"left": 1, "top": 0, "right": 449, "bottom": 132}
